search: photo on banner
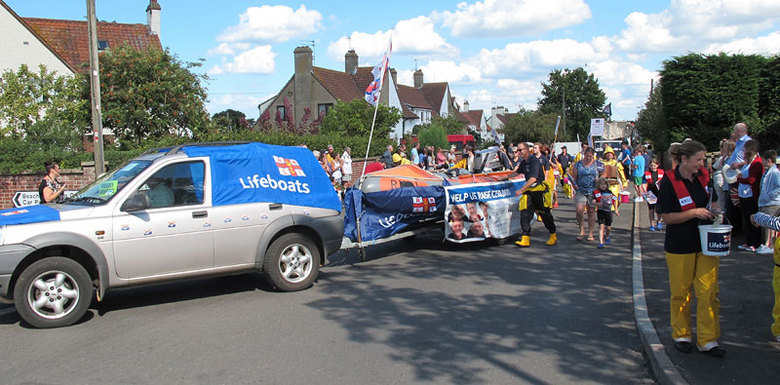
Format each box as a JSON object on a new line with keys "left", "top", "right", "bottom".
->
{"left": 444, "top": 179, "right": 525, "bottom": 243}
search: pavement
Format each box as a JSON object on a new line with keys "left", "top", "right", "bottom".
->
{"left": 632, "top": 200, "right": 780, "bottom": 384}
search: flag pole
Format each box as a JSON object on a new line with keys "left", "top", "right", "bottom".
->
{"left": 359, "top": 38, "right": 392, "bottom": 180}
{"left": 360, "top": 100, "right": 382, "bottom": 179}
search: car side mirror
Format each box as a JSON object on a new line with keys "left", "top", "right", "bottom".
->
{"left": 121, "top": 192, "right": 150, "bottom": 212}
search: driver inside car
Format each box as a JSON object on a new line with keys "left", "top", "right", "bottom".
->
{"left": 142, "top": 176, "right": 174, "bottom": 208}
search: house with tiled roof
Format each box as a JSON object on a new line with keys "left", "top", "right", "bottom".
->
{"left": 460, "top": 100, "right": 491, "bottom": 140}
{"left": 259, "top": 47, "right": 477, "bottom": 143}
{"left": 0, "top": 0, "right": 163, "bottom": 76}
{"left": 487, "top": 106, "right": 516, "bottom": 135}
{"left": 258, "top": 46, "right": 412, "bottom": 142}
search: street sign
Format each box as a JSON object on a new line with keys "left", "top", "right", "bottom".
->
{"left": 13, "top": 191, "right": 77, "bottom": 207}
{"left": 12, "top": 191, "right": 41, "bottom": 207}
{"left": 590, "top": 118, "right": 605, "bottom": 137}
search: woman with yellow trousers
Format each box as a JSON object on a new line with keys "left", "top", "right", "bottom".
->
{"left": 657, "top": 140, "right": 725, "bottom": 357}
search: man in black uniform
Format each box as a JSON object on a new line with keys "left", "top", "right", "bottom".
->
{"left": 513, "top": 142, "right": 557, "bottom": 247}
{"left": 557, "top": 146, "right": 574, "bottom": 175}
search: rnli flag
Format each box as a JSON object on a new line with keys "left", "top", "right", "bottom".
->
{"left": 365, "top": 39, "right": 392, "bottom": 106}
{"left": 274, "top": 156, "right": 306, "bottom": 177}
{"left": 412, "top": 196, "right": 437, "bottom": 213}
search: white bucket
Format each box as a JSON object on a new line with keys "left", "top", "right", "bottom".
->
{"left": 698, "top": 224, "right": 733, "bottom": 256}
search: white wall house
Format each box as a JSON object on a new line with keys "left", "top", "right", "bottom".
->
{"left": 0, "top": 2, "right": 74, "bottom": 76}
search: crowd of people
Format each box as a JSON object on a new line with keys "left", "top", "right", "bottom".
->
{"left": 310, "top": 144, "right": 353, "bottom": 194}
{"left": 437, "top": 121, "right": 780, "bottom": 356}
{"left": 626, "top": 122, "right": 779, "bottom": 357}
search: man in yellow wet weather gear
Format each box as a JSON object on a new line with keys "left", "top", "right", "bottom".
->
{"left": 510, "top": 143, "right": 557, "bottom": 247}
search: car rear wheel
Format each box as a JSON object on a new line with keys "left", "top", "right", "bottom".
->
{"left": 263, "top": 233, "right": 320, "bottom": 292}
{"left": 13, "top": 257, "right": 92, "bottom": 329}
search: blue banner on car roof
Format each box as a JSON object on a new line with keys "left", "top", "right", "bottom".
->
{"left": 0, "top": 205, "right": 61, "bottom": 226}
{"left": 181, "top": 142, "right": 341, "bottom": 212}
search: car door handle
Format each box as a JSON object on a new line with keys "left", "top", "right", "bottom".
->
{"left": 269, "top": 203, "right": 283, "bottom": 210}
{"left": 192, "top": 210, "right": 208, "bottom": 218}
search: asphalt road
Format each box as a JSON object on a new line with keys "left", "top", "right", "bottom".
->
{"left": 0, "top": 199, "right": 654, "bottom": 384}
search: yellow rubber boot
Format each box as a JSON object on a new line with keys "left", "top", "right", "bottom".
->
{"left": 516, "top": 236, "right": 530, "bottom": 247}
{"left": 546, "top": 233, "right": 558, "bottom": 246}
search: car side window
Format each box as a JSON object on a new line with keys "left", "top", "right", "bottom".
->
{"left": 138, "top": 161, "right": 205, "bottom": 208}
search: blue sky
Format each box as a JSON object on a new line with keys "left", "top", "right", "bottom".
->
{"left": 7, "top": 0, "right": 780, "bottom": 122}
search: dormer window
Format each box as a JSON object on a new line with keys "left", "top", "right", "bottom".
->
{"left": 97, "top": 40, "right": 109, "bottom": 51}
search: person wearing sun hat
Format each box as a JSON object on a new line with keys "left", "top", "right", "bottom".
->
{"left": 601, "top": 145, "right": 627, "bottom": 210}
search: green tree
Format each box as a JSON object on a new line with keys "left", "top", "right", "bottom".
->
{"left": 0, "top": 64, "right": 87, "bottom": 148}
{"left": 319, "top": 98, "right": 401, "bottom": 138}
{"left": 417, "top": 124, "right": 448, "bottom": 150}
{"left": 98, "top": 44, "right": 210, "bottom": 147}
{"left": 757, "top": 55, "right": 780, "bottom": 149}
{"left": 660, "top": 53, "right": 766, "bottom": 149}
{"left": 537, "top": 67, "right": 606, "bottom": 141}
{"left": 212, "top": 109, "right": 249, "bottom": 132}
{"left": 502, "top": 110, "right": 560, "bottom": 145}
{"left": 414, "top": 115, "right": 466, "bottom": 136}
{"left": 635, "top": 83, "right": 669, "bottom": 151}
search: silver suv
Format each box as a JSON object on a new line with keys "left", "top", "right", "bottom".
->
{"left": 0, "top": 142, "right": 344, "bottom": 328}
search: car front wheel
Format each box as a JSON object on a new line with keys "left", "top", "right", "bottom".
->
{"left": 13, "top": 257, "right": 93, "bottom": 328}
{"left": 263, "top": 233, "right": 320, "bottom": 292}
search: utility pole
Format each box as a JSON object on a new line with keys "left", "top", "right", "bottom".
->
{"left": 562, "top": 89, "right": 566, "bottom": 137}
{"left": 87, "top": 0, "right": 105, "bottom": 175}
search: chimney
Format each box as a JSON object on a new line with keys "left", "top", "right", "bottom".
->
{"left": 293, "top": 46, "right": 313, "bottom": 124}
{"left": 390, "top": 68, "right": 397, "bottom": 85}
{"left": 413, "top": 69, "right": 423, "bottom": 89}
{"left": 146, "top": 0, "right": 161, "bottom": 36}
{"left": 294, "top": 46, "right": 313, "bottom": 76}
{"left": 345, "top": 50, "right": 358, "bottom": 74}
{"left": 463, "top": 100, "right": 469, "bottom": 112}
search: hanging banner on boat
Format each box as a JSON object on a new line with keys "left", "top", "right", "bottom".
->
{"left": 444, "top": 179, "right": 525, "bottom": 242}
{"left": 343, "top": 186, "right": 446, "bottom": 242}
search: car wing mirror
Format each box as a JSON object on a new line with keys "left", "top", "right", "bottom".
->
{"left": 121, "top": 192, "right": 151, "bottom": 212}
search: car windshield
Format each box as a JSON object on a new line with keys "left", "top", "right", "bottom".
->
{"left": 64, "top": 160, "right": 154, "bottom": 205}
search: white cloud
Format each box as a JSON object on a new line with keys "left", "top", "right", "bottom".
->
{"left": 435, "top": 0, "right": 591, "bottom": 37}
{"left": 614, "top": 11, "right": 680, "bottom": 53}
{"left": 209, "top": 45, "right": 276, "bottom": 75}
{"left": 420, "top": 60, "right": 482, "bottom": 84}
{"left": 217, "top": 5, "right": 322, "bottom": 44}
{"left": 614, "top": 0, "right": 780, "bottom": 54}
{"left": 206, "top": 93, "right": 269, "bottom": 118}
{"left": 703, "top": 31, "right": 780, "bottom": 55}
{"left": 590, "top": 60, "right": 657, "bottom": 87}
{"left": 208, "top": 42, "right": 252, "bottom": 56}
{"left": 327, "top": 16, "right": 456, "bottom": 62}
{"left": 473, "top": 39, "right": 608, "bottom": 78}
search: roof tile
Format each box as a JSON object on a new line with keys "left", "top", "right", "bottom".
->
{"left": 23, "top": 17, "right": 162, "bottom": 73}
